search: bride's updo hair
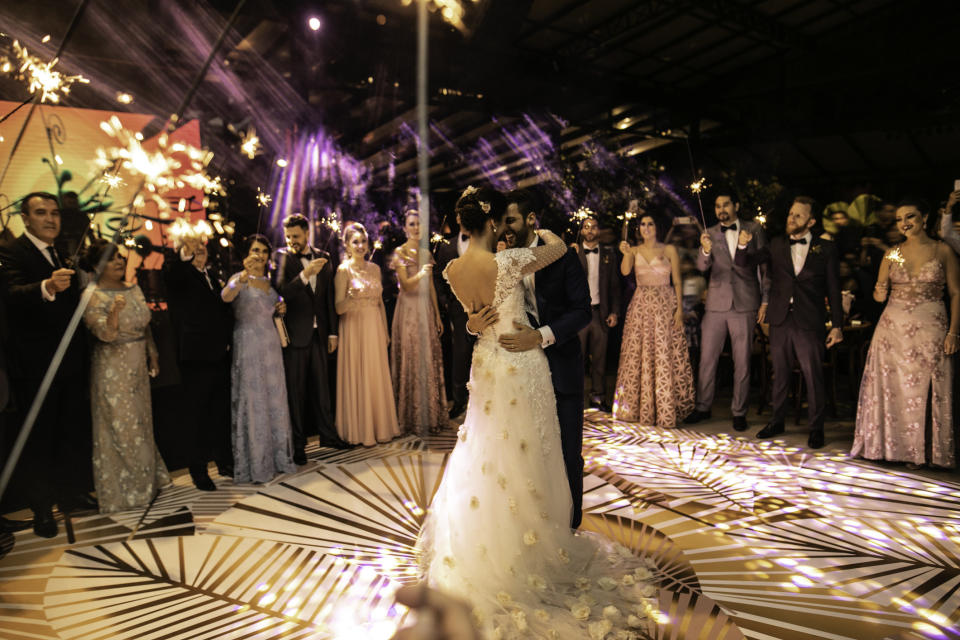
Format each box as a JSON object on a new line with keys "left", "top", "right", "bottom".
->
{"left": 455, "top": 186, "right": 507, "bottom": 235}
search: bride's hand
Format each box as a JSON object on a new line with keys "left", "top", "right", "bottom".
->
{"left": 536, "top": 229, "right": 561, "bottom": 245}
{"left": 391, "top": 585, "right": 481, "bottom": 640}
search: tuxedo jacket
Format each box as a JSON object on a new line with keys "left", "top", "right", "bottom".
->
{"left": 0, "top": 234, "right": 85, "bottom": 379}
{"left": 533, "top": 240, "right": 591, "bottom": 395}
{"left": 576, "top": 242, "right": 621, "bottom": 322}
{"left": 433, "top": 238, "right": 464, "bottom": 322}
{"left": 272, "top": 247, "right": 338, "bottom": 348}
{"left": 162, "top": 250, "right": 232, "bottom": 363}
{"left": 696, "top": 220, "right": 768, "bottom": 313}
{"left": 745, "top": 235, "right": 844, "bottom": 331}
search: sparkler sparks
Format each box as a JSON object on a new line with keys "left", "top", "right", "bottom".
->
{"left": 240, "top": 128, "right": 261, "bottom": 160}
{"left": 401, "top": 0, "right": 479, "bottom": 31}
{"left": 755, "top": 206, "right": 767, "bottom": 227}
{"left": 886, "top": 246, "right": 905, "bottom": 265}
{"left": 689, "top": 177, "right": 708, "bottom": 195}
{"left": 256, "top": 188, "right": 272, "bottom": 208}
{"left": 570, "top": 206, "right": 595, "bottom": 224}
{"left": 0, "top": 40, "right": 89, "bottom": 103}
{"left": 94, "top": 115, "right": 225, "bottom": 210}
{"left": 100, "top": 173, "right": 125, "bottom": 189}
{"left": 430, "top": 232, "right": 448, "bottom": 245}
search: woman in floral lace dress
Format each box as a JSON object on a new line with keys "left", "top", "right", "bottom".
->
{"left": 613, "top": 214, "right": 695, "bottom": 427}
{"left": 852, "top": 199, "right": 959, "bottom": 469}
{"left": 390, "top": 211, "right": 447, "bottom": 436}
{"left": 83, "top": 240, "right": 169, "bottom": 513}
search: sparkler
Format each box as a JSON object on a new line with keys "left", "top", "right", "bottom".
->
{"left": 240, "top": 128, "right": 261, "bottom": 160}
{"left": 430, "top": 232, "right": 448, "bottom": 245}
{"left": 94, "top": 115, "right": 225, "bottom": 211}
{"left": 886, "top": 246, "right": 905, "bottom": 265}
{"left": 256, "top": 188, "right": 272, "bottom": 208}
{"left": 755, "top": 206, "right": 767, "bottom": 227}
{"left": 0, "top": 40, "right": 89, "bottom": 104}
{"left": 689, "top": 177, "right": 708, "bottom": 195}
{"left": 401, "top": 0, "right": 478, "bottom": 31}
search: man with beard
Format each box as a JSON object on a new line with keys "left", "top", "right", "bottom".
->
{"left": 739, "top": 196, "right": 843, "bottom": 449}
{"left": 574, "top": 215, "right": 620, "bottom": 410}
{"left": 467, "top": 188, "right": 591, "bottom": 529}
{"left": 273, "top": 215, "right": 349, "bottom": 462}
{"left": 685, "top": 190, "right": 767, "bottom": 432}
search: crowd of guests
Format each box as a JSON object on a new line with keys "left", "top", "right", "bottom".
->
{"left": 0, "top": 184, "right": 957, "bottom": 539}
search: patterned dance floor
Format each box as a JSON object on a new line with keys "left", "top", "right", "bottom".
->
{"left": 1, "top": 411, "right": 958, "bottom": 640}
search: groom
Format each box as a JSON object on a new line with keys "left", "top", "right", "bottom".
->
{"left": 469, "top": 188, "right": 591, "bottom": 529}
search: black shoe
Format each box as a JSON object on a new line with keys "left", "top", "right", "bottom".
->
{"left": 684, "top": 410, "right": 711, "bottom": 424}
{"left": 0, "top": 516, "right": 33, "bottom": 534}
{"left": 216, "top": 463, "right": 234, "bottom": 478}
{"left": 60, "top": 493, "right": 98, "bottom": 513}
{"left": 589, "top": 395, "right": 603, "bottom": 409}
{"left": 732, "top": 416, "right": 748, "bottom": 432}
{"left": 448, "top": 402, "right": 466, "bottom": 419}
{"left": 293, "top": 449, "right": 307, "bottom": 465}
{"left": 32, "top": 509, "right": 57, "bottom": 539}
{"left": 756, "top": 422, "right": 785, "bottom": 439}
{"left": 191, "top": 472, "right": 217, "bottom": 491}
{"left": 808, "top": 430, "right": 825, "bottom": 449}
{"left": 330, "top": 439, "right": 354, "bottom": 450}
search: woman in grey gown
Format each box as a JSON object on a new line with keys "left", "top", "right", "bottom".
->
{"left": 83, "top": 240, "right": 169, "bottom": 513}
{"left": 221, "top": 234, "right": 296, "bottom": 483}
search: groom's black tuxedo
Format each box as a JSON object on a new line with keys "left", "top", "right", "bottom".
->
{"left": 531, "top": 239, "right": 591, "bottom": 527}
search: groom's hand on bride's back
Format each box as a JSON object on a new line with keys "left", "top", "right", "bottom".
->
{"left": 499, "top": 320, "right": 541, "bottom": 352}
{"left": 466, "top": 305, "right": 498, "bottom": 335}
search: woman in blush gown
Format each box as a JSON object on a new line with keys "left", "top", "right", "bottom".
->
{"left": 852, "top": 199, "right": 959, "bottom": 469}
{"left": 83, "top": 240, "right": 170, "bottom": 513}
{"left": 335, "top": 222, "right": 402, "bottom": 446}
{"left": 391, "top": 210, "right": 448, "bottom": 436}
{"left": 222, "top": 234, "right": 297, "bottom": 483}
{"left": 613, "top": 213, "right": 695, "bottom": 427}
{"left": 417, "top": 187, "right": 659, "bottom": 640}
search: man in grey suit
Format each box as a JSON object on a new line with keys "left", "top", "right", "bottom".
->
{"left": 685, "top": 190, "right": 767, "bottom": 431}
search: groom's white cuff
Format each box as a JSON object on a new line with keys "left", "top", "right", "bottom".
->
{"left": 538, "top": 326, "right": 555, "bottom": 348}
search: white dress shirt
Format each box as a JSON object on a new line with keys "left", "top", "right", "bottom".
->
{"left": 722, "top": 221, "right": 739, "bottom": 258}
{"left": 790, "top": 231, "right": 812, "bottom": 275}
{"left": 298, "top": 253, "right": 317, "bottom": 291}
{"left": 583, "top": 243, "right": 600, "bottom": 305}
{"left": 521, "top": 236, "right": 555, "bottom": 348}
{"left": 24, "top": 229, "right": 58, "bottom": 301}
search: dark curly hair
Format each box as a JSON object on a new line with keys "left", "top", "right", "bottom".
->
{"left": 455, "top": 187, "right": 507, "bottom": 235}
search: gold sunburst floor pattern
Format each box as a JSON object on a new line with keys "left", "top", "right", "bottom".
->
{"left": 1, "top": 412, "right": 958, "bottom": 640}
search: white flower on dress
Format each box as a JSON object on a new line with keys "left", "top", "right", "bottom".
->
{"left": 512, "top": 610, "right": 527, "bottom": 631}
{"left": 627, "top": 614, "right": 644, "bottom": 627}
{"left": 523, "top": 530, "right": 539, "bottom": 545}
{"left": 598, "top": 576, "right": 618, "bottom": 591}
{"left": 575, "top": 577, "right": 591, "bottom": 590}
{"left": 603, "top": 605, "right": 621, "bottom": 621}
{"left": 621, "top": 573, "right": 636, "bottom": 586}
{"left": 578, "top": 593, "right": 597, "bottom": 606}
{"left": 458, "top": 425, "right": 467, "bottom": 441}
{"left": 527, "top": 574, "right": 546, "bottom": 591}
{"left": 588, "top": 619, "right": 613, "bottom": 639}
{"left": 639, "top": 584, "right": 656, "bottom": 597}
{"left": 615, "top": 543, "right": 633, "bottom": 557}
{"left": 496, "top": 591, "right": 512, "bottom": 606}
{"left": 557, "top": 548, "right": 570, "bottom": 564}
{"left": 633, "top": 566, "right": 653, "bottom": 581}
{"left": 571, "top": 603, "right": 591, "bottom": 620}
{"left": 533, "top": 609, "right": 549, "bottom": 623}
{"left": 508, "top": 498, "right": 518, "bottom": 514}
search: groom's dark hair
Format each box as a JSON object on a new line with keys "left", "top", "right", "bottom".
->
{"left": 506, "top": 189, "right": 542, "bottom": 223}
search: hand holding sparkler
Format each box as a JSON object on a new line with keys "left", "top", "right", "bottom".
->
{"left": 302, "top": 257, "right": 328, "bottom": 278}
{"left": 43, "top": 268, "right": 75, "bottom": 294}
{"left": 699, "top": 233, "right": 712, "bottom": 256}
{"left": 738, "top": 229, "right": 753, "bottom": 247}
{"left": 618, "top": 241, "right": 633, "bottom": 256}
{"left": 108, "top": 293, "right": 126, "bottom": 315}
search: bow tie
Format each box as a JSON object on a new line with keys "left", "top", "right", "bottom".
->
{"left": 720, "top": 224, "right": 737, "bottom": 233}
{"left": 461, "top": 234, "right": 468, "bottom": 242}
{"left": 583, "top": 247, "right": 598, "bottom": 254}
{"left": 789, "top": 237, "right": 808, "bottom": 245}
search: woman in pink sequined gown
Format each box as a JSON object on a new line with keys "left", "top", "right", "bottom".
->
{"left": 334, "top": 223, "right": 402, "bottom": 446}
{"left": 613, "top": 214, "right": 695, "bottom": 427}
{"left": 853, "top": 200, "right": 959, "bottom": 469}
{"left": 390, "top": 211, "right": 447, "bottom": 435}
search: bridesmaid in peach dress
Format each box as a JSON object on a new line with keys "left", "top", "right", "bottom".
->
{"left": 334, "top": 222, "right": 401, "bottom": 446}
{"left": 391, "top": 211, "right": 447, "bottom": 436}
{"left": 613, "top": 213, "right": 695, "bottom": 427}
{"left": 852, "top": 199, "right": 959, "bottom": 469}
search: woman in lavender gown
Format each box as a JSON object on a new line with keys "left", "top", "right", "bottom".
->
{"left": 852, "top": 199, "right": 959, "bottom": 469}
{"left": 222, "top": 234, "right": 296, "bottom": 483}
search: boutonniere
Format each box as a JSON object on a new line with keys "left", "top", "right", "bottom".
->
{"left": 809, "top": 244, "right": 822, "bottom": 255}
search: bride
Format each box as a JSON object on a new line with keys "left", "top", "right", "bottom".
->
{"left": 417, "top": 187, "right": 659, "bottom": 640}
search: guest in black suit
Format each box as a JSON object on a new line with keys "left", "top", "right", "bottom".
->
{"left": 739, "top": 196, "right": 844, "bottom": 449}
{"left": 0, "top": 192, "right": 94, "bottom": 537}
{"left": 162, "top": 234, "right": 233, "bottom": 490}
{"left": 471, "top": 188, "right": 591, "bottom": 528}
{"left": 273, "top": 214, "right": 348, "bottom": 461}
{"left": 574, "top": 215, "right": 620, "bottom": 410}
{"left": 434, "top": 220, "right": 474, "bottom": 419}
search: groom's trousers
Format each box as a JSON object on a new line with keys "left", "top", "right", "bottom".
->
{"left": 556, "top": 390, "right": 584, "bottom": 529}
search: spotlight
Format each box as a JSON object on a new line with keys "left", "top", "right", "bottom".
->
{"left": 308, "top": 16, "right": 321, "bottom": 31}
{"left": 276, "top": 158, "right": 288, "bottom": 167}
{"left": 115, "top": 92, "right": 134, "bottom": 104}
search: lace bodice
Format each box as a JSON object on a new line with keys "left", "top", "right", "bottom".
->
{"left": 343, "top": 263, "right": 383, "bottom": 309}
{"left": 634, "top": 252, "right": 671, "bottom": 287}
{"left": 889, "top": 258, "right": 945, "bottom": 306}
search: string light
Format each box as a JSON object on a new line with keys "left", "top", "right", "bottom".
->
{"left": 115, "top": 92, "right": 134, "bottom": 104}
{"left": 0, "top": 40, "right": 89, "bottom": 103}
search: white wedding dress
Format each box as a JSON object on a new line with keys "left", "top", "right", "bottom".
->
{"left": 418, "top": 247, "right": 658, "bottom": 640}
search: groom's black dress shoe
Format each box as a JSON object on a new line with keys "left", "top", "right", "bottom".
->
{"left": 732, "top": 416, "right": 748, "bottom": 432}
{"left": 756, "top": 422, "right": 785, "bottom": 439}
{"left": 32, "top": 509, "right": 57, "bottom": 539}
{"left": 293, "top": 449, "right": 307, "bottom": 465}
{"left": 808, "top": 429, "right": 825, "bottom": 449}
{"left": 684, "top": 410, "right": 711, "bottom": 424}
{"left": 191, "top": 471, "right": 217, "bottom": 491}
{"left": 448, "top": 402, "right": 466, "bottom": 419}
